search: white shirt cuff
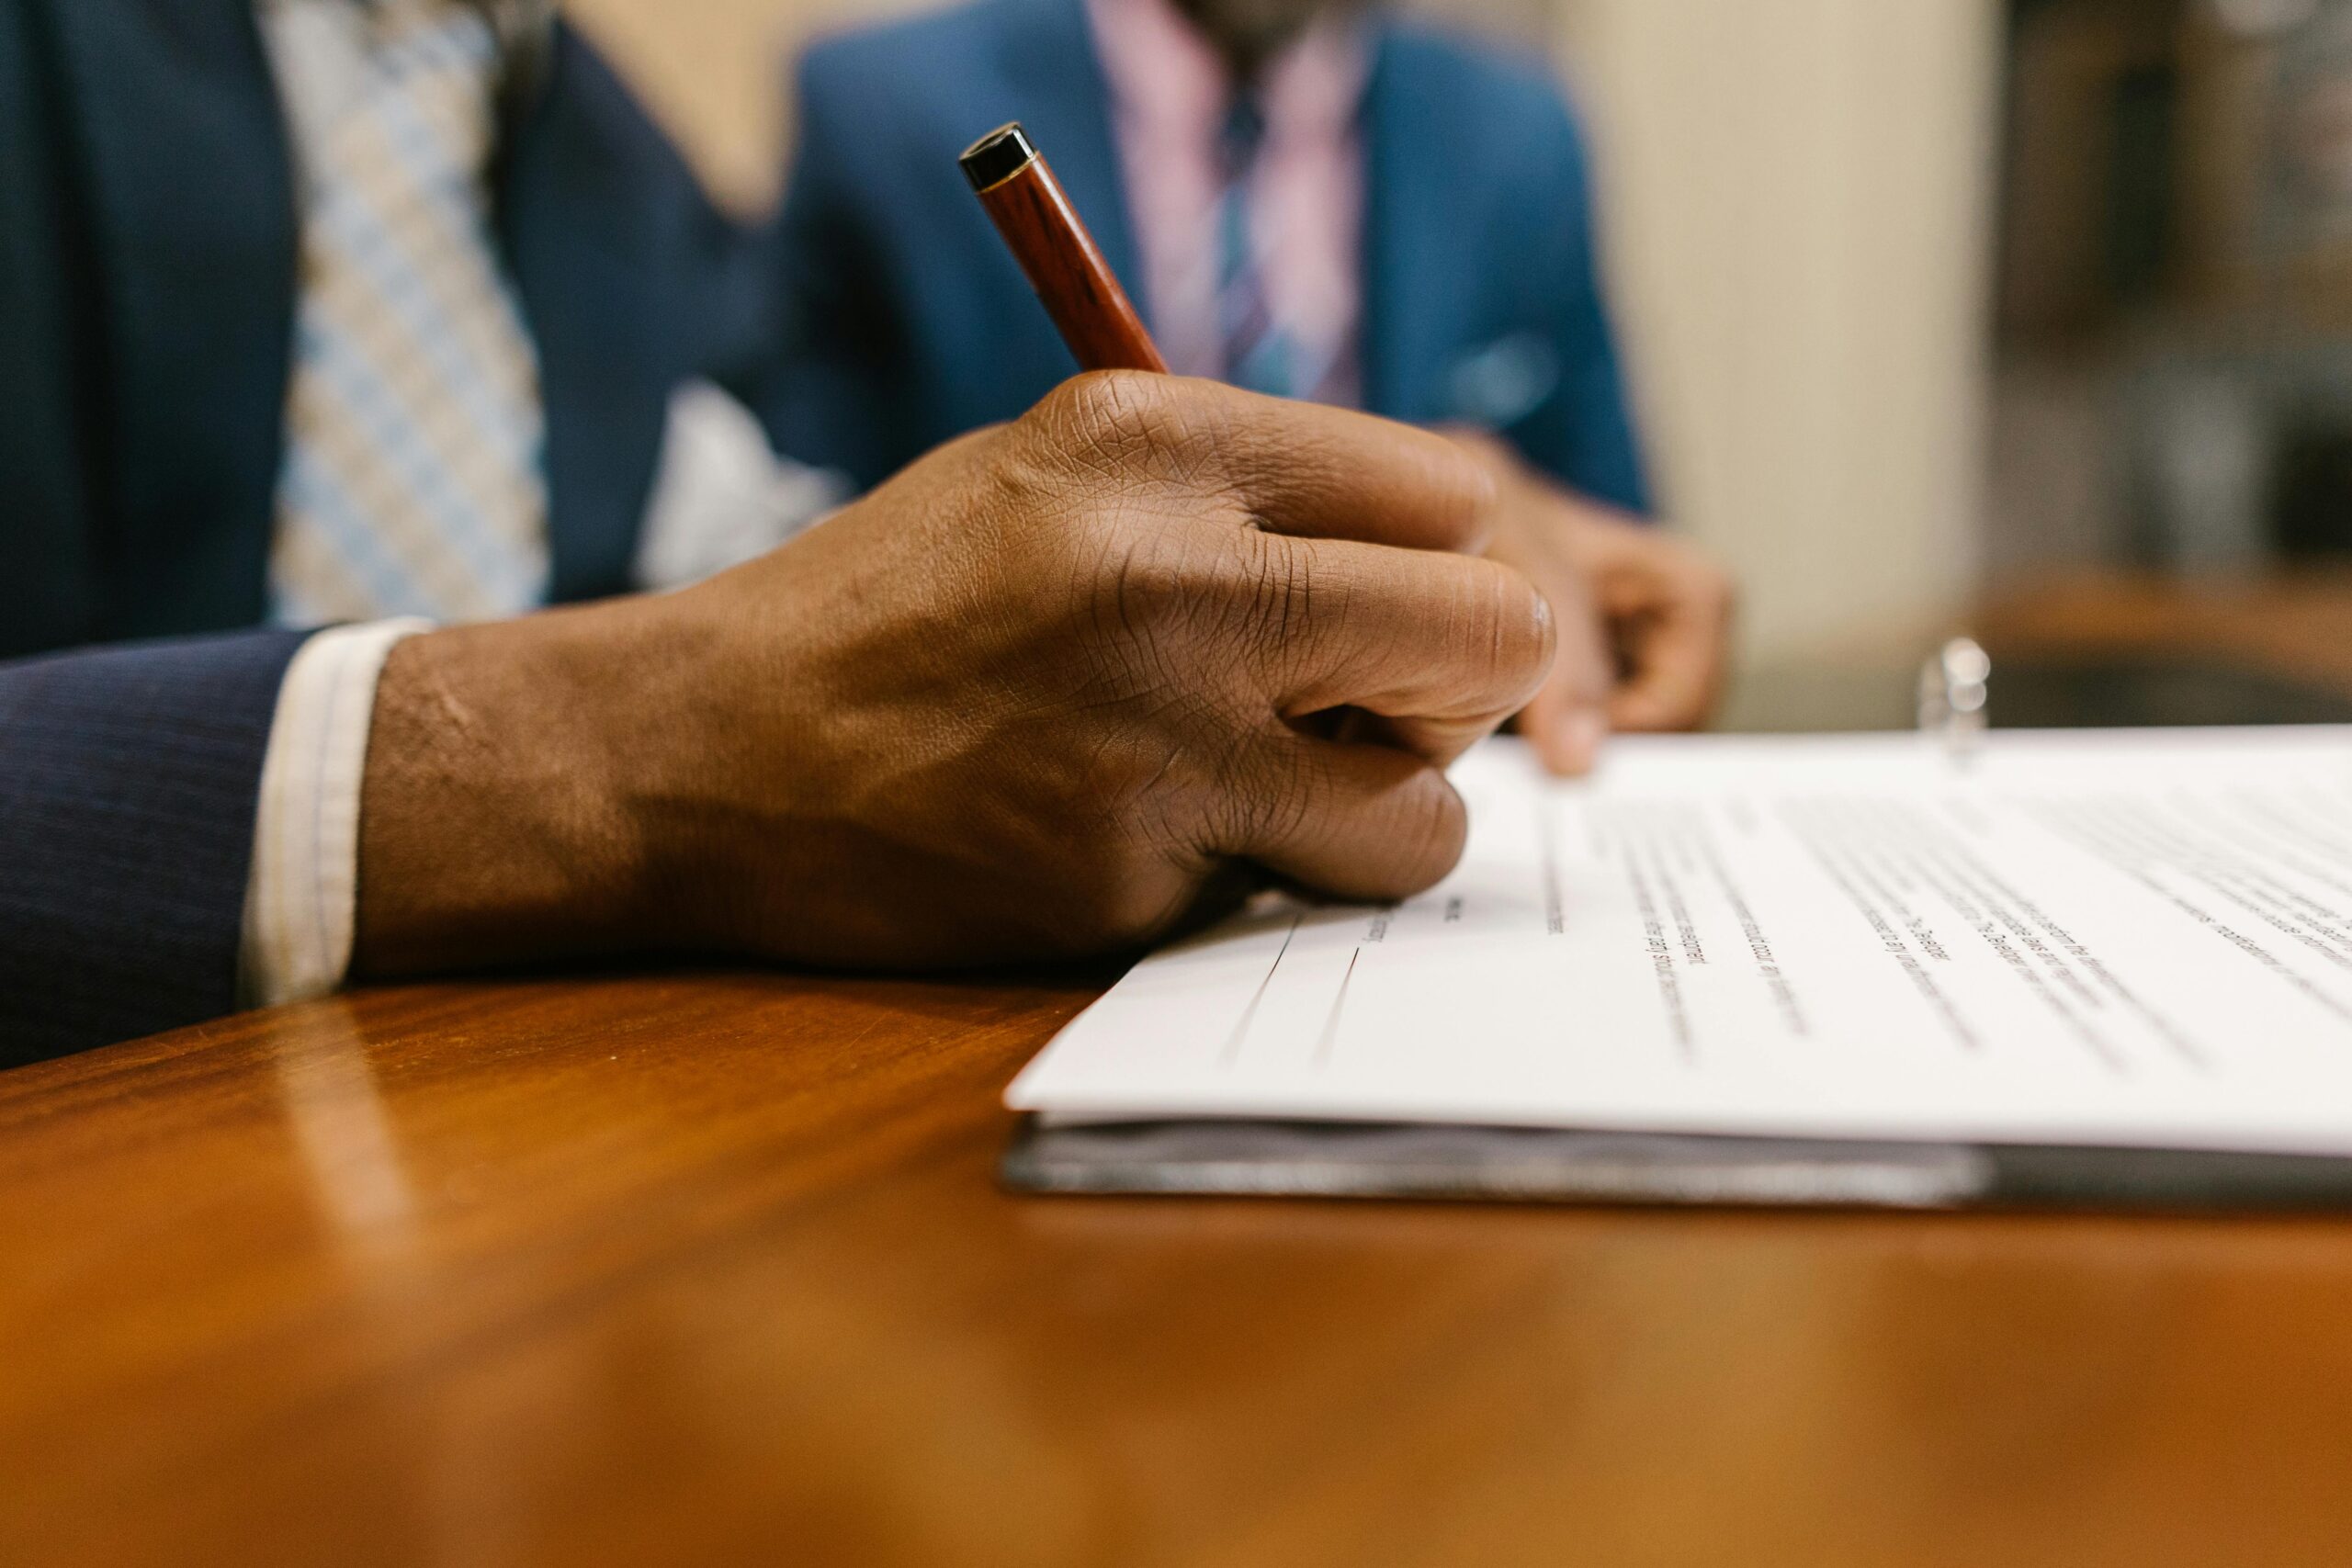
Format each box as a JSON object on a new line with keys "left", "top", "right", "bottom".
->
{"left": 241, "top": 618, "right": 432, "bottom": 1008}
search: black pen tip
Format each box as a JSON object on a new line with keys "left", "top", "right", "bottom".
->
{"left": 960, "top": 122, "right": 1038, "bottom": 192}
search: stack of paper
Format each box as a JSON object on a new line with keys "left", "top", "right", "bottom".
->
{"left": 1009, "top": 729, "right": 2352, "bottom": 1168}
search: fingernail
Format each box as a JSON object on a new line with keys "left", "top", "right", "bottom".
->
{"left": 1527, "top": 588, "right": 1555, "bottom": 645}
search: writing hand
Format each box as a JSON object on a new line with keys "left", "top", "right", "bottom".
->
{"left": 352, "top": 375, "right": 1557, "bottom": 976}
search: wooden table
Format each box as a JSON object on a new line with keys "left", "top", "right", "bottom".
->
{"left": 6, "top": 971, "right": 2352, "bottom": 1567}
{"left": 14, "top": 571, "right": 2352, "bottom": 1565}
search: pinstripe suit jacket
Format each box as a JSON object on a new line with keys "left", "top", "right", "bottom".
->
{"left": 0, "top": 0, "right": 771, "bottom": 1064}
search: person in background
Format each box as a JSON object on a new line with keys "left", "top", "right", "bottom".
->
{"left": 763, "top": 0, "right": 1734, "bottom": 768}
{"left": 0, "top": 0, "right": 1560, "bottom": 1064}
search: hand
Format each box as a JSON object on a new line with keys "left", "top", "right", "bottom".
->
{"left": 1453, "top": 432, "right": 1734, "bottom": 772}
{"left": 352, "top": 375, "right": 1557, "bottom": 976}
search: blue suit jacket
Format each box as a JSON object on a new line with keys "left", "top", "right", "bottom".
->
{"left": 763, "top": 0, "right": 1649, "bottom": 508}
{"left": 0, "top": 0, "right": 768, "bottom": 1063}
{"left": 0, "top": 0, "right": 769, "bottom": 660}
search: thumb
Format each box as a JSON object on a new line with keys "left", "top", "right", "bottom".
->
{"left": 1512, "top": 550, "right": 1613, "bottom": 776}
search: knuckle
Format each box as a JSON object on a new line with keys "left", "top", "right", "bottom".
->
{"left": 1223, "top": 736, "right": 1317, "bottom": 851}
{"left": 1084, "top": 526, "right": 1249, "bottom": 648}
{"left": 1057, "top": 749, "right": 1250, "bottom": 951}
{"left": 1236, "top": 532, "right": 1320, "bottom": 671}
{"left": 1058, "top": 855, "right": 1193, "bottom": 952}
{"left": 1030, "top": 373, "right": 1250, "bottom": 505}
{"left": 1020, "top": 748, "right": 1198, "bottom": 952}
{"left": 1077, "top": 527, "right": 1296, "bottom": 721}
{"left": 1038, "top": 369, "right": 1182, "bottom": 457}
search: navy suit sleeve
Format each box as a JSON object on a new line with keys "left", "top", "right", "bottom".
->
{"left": 1502, "top": 88, "right": 1651, "bottom": 516}
{"left": 751, "top": 46, "right": 923, "bottom": 492}
{"left": 0, "top": 629, "right": 309, "bottom": 1067}
{"left": 0, "top": 0, "right": 105, "bottom": 655}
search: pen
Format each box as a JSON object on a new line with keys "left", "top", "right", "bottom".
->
{"left": 960, "top": 122, "right": 1169, "bottom": 375}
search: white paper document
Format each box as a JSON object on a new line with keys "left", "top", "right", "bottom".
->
{"left": 1008, "top": 728, "right": 2352, "bottom": 1156}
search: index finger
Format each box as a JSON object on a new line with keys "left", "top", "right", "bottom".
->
{"left": 1046, "top": 373, "right": 1498, "bottom": 553}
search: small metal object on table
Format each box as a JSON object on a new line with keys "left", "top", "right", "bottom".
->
{"left": 1917, "top": 635, "right": 1992, "bottom": 765}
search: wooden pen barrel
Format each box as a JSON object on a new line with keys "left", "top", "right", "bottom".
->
{"left": 961, "top": 122, "right": 1169, "bottom": 375}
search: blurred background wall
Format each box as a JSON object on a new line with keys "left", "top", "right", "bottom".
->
{"left": 566, "top": 0, "right": 2007, "bottom": 669}
{"left": 1555, "top": 0, "right": 2001, "bottom": 667}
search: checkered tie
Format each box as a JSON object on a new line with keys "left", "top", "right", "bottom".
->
{"left": 1216, "top": 96, "right": 1300, "bottom": 400}
{"left": 268, "top": 0, "right": 549, "bottom": 625}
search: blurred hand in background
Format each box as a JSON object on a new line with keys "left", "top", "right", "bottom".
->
{"left": 1452, "top": 430, "right": 1734, "bottom": 774}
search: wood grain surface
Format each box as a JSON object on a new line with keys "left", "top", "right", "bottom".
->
{"left": 6, "top": 967, "right": 2352, "bottom": 1567}
{"left": 976, "top": 152, "right": 1168, "bottom": 375}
